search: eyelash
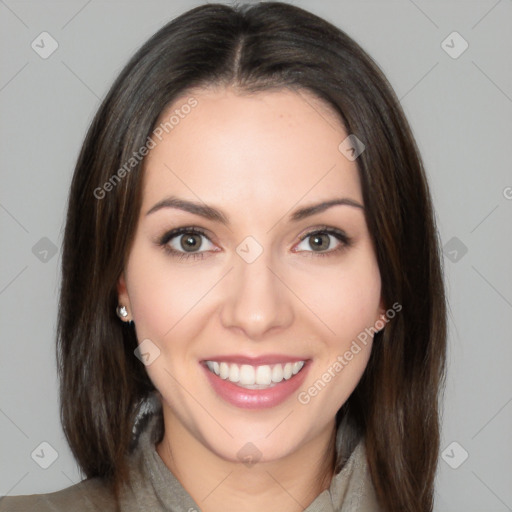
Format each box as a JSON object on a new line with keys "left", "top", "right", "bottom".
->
{"left": 157, "top": 226, "right": 352, "bottom": 261}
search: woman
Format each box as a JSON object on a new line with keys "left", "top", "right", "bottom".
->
{"left": 0, "top": 2, "right": 446, "bottom": 511}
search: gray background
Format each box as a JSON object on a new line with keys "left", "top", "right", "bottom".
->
{"left": 1, "top": 0, "right": 511, "bottom": 510}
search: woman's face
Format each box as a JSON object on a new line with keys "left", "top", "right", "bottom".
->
{"left": 118, "top": 86, "right": 384, "bottom": 463}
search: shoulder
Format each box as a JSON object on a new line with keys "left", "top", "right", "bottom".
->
{"left": 0, "top": 476, "right": 116, "bottom": 512}
{"left": 1, "top": 396, "right": 164, "bottom": 512}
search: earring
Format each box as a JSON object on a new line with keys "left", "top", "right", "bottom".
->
{"left": 116, "top": 305, "right": 128, "bottom": 320}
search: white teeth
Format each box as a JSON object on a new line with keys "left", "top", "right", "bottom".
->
{"left": 239, "top": 365, "right": 255, "bottom": 385}
{"left": 256, "top": 365, "right": 272, "bottom": 386}
{"left": 292, "top": 361, "right": 304, "bottom": 374}
{"left": 271, "top": 364, "right": 283, "bottom": 383}
{"left": 205, "top": 360, "right": 306, "bottom": 388}
{"left": 219, "top": 362, "right": 230, "bottom": 379}
{"left": 228, "top": 363, "right": 240, "bottom": 383}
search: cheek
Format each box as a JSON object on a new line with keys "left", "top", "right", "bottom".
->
{"left": 124, "top": 248, "right": 210, "bottom": 395}
{"left": 125, "top": 245, "right": 208, "bottom": 338}
{"left": 297, "top": 252, "right": 382, "bottom": 340}
{"left": 126, "top": 257, "right": 172, "bottom": 339}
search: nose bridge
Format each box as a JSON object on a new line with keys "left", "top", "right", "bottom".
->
{"left": 220, "top": 241, "right": 294, "bottom": 338}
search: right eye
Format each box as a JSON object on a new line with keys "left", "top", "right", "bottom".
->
{"left": 158, "top": 227, "right": 217, "bottom": 261}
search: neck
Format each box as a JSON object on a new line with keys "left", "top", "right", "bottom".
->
{"left": 156, "top": 413, "right": 337, "bottom": 512}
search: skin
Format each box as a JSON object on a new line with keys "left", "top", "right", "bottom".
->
{"left": 117, "top": 86, "right": 385, "bottom": 512}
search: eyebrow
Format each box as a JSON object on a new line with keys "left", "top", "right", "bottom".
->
{"left": 145, "top": 196, "right": 364, "bottom": 224}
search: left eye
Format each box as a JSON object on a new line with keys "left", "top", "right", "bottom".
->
{"left": 295, "top": 230, "right": 347, "bottom": 254}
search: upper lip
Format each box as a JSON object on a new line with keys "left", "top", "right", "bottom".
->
{"left": 202, "top": 354, "right": 309, "bottom": 366}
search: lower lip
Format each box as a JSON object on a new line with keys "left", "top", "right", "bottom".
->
{"left": 202, "top": 362, "right": 310, "bottom": 409}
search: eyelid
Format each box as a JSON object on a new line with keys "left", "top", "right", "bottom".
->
{"left": 158, "top": 226, "right": 213, "bottom": 246}
{"left": 295, "top": 224, "right": 348, "bottom": 241}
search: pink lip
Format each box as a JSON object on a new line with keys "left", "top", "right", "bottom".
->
{"left": 202, "top": 354, "right": 307, "bottom": 365}
{"left": 201, "top": 360, "right": 311, "bottom": 410}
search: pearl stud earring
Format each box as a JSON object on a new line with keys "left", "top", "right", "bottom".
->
{"left": 116, "top": 305, "right": 128, "bottom": 319}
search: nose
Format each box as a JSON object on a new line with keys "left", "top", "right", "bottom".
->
{"left": 219, "top": 250, "right": 294, "bottom": 340}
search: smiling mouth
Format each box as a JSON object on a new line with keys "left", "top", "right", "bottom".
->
{"left": 204, "top": 360, "right": 306, "bottom": 389}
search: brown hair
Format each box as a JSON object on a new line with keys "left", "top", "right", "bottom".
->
{"left": 57, "top": 2, "right": 447, "bottom": 511}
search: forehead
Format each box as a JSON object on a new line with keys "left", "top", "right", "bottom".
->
{"left": 140, "top": 87, "right": 362, "bottom": 215}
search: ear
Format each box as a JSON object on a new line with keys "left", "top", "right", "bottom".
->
{"left": 375, "top": 297, "right": 387, "bottom": 328}
{"left": 117, "top": 271, "right": 131, "bottom": 311}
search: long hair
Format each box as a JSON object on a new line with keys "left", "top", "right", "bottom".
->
{"left": 57, "top": 3, "right": 447, "bottom": 511}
